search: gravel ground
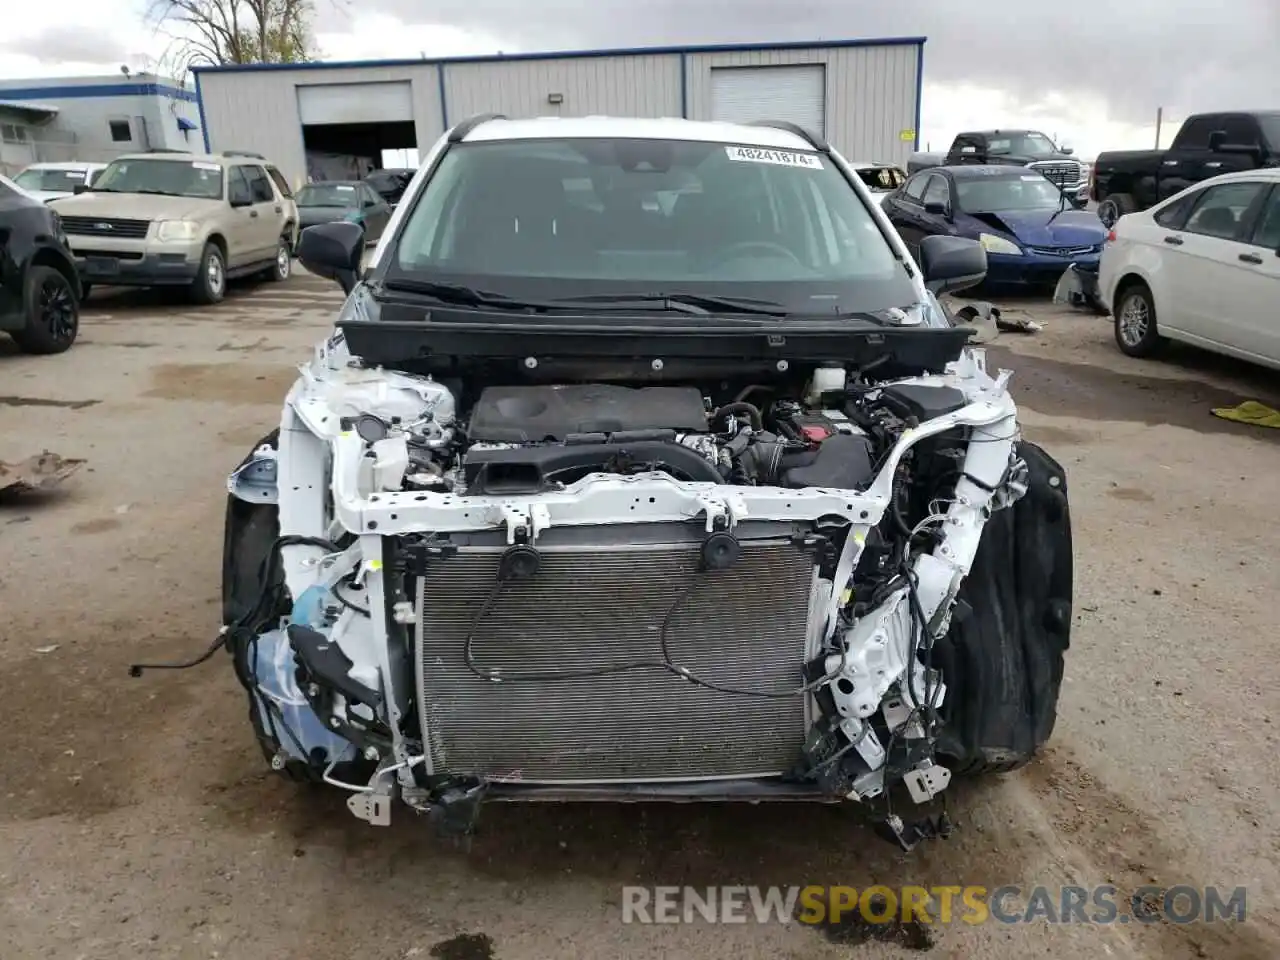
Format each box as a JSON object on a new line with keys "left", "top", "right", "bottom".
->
{"left": 1, "top": 274, "right": 1278, "bottom": 960}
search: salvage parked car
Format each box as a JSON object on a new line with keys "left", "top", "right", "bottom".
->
{"left": 1099, "top": 168, "right": 1280, "bottom": 369}
{"left": 49, "top": 151, "right": 299, "bottom": 304}
{"left": 1092, "top": 111, "right": 1280, "bottom": 227}
{"left": 884, "top": 165, "right": 1108, "bottom": 288}
{"left": 13, "top": 161, "right": 108, "bottom": 203}
{"left": 295, "top": 180, "right": 392, "bottom": 242}
{"left": 847, "top": 161, "right": 908, "bottom": 206}
{"left": 169, "top": 116, "right": 1072, "bottom": 845}
{"left": 908, "top": 129, "right": 1089, "bottom": 207}
{"left": 0, "top": 173, "right": 81, "bottom": 354}
{"left": 364, "top": 167, "right": 416, "bottom": 208}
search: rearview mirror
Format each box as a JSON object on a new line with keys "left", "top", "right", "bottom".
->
{"left": 297, "top": 221, "right": 364, "bottom": 295}
{"left": 919, "top": 234, "right": 986, "bottom": 295}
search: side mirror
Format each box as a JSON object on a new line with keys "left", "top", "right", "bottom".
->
{"left": 297, "top": 221, "right": 364, "bottom": 295}
{"left": 229, "top": 193, "right": 252, "bottom": 208}
{"left": 919, "top": 234, "right": 986, "bottom": 295}
{"left": 1060, "top": 144, "right": 1075, "bottom": 155}
{"left": 1207, "top": 130, "right": 1227, "bottom": 152}
{"left": 924, "top": 200, "right": 952, "bottom": 219}
{"left": 1218, "top": 142, "right": 1262, "bottom": 159}
{"left": 72, "top": 183, "right": 90, "bottom": 195}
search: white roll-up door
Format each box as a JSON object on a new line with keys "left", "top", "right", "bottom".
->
{"left": 710, "top": 65, "right": 826, "bottom": 135}
{"left": 297, "top": 82, "right": 414, "bottom": 125}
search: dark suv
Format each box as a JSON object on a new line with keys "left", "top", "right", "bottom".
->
{"left": 0, "top": 175, "right": 81, "bottom": 354}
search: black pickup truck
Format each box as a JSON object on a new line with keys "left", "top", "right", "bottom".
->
{"left": 1092, "top": 110, "right": 1280, "bottom": 225}
{"left": 907, "top": 129, "right": 1089, "bottom": 206}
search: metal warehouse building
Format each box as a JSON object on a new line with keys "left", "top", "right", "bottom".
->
{"left": 194, "top": 37, "right": 925, "bottom": 188}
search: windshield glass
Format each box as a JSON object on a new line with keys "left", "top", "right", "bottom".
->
{"left": 92, "top": 158, "right": 224, "bottom": 199}
{"left": 387, "top": 138, "right": 916, "bottom": 315}
{"left": 854, "top": 166, "right": 906, "bottom": 192}
{"left": 985, "top": 133, "right": 1058, "bottom": 157}
{"left": 15, "top": 168, "right": 87, "bottom": 191}
{"left": 956, "top": 175, "right": 1063, "bottom": 212}
{"left": 297, "top": 183, "right": 361, "bottom": 207}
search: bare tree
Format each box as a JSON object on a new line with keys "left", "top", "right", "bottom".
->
{"left": 149, "top": 0, "right": 321, "bottom": 78}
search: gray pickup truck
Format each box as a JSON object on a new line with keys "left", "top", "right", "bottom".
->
{"left": 908, "top": 129, "right": 1089, "bottom": 208}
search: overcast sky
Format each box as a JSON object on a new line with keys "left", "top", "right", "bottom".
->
{"left": 4, "top": 0, "right": 1278, "bottom": 157}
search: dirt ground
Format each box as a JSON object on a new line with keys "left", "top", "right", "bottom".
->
{"left": 1, "top": 274, "right": 1278, "bottom": 960}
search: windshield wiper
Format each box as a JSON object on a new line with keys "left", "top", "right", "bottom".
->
{"left": 381, "top": 278, "right": 558, "bottom": 311}
{"left": 550, "top": 292, "right": 790, "bottom": 316}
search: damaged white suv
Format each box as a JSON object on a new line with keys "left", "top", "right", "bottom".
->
{"left": 192, "top": 116, "right": 1072, "bottom": 847}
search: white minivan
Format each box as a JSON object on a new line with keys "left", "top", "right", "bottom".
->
{"left": 13, "top": 162, "right": 109, "bottom": 203}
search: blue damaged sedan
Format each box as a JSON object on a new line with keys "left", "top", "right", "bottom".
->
{"left": 884, "top": 164, "right": 1108, "bottom": 288}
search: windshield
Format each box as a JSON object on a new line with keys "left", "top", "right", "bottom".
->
{"left": 854, "top": 166, "right": 906, "bottom": 192}
{"left": 986, "top": 133, "right": 1058, "bottom": 158}
{"left": 956, "top": 175, "right": 1064, "bottom": 213}
{"left": 15, "top": 168, "right": 88, "bottom": 191}
{"left": 92, "top": 158, "right": 224, "bottom": 199}
{"left": 387, "top": 137, "right": 917, "bottom": 316}
{"left": 297, "top": 183, "right": 361, "bottom": 207}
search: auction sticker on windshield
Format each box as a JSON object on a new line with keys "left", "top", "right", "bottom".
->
{"left": 725, "top": 146, "right": 823, "bottom": 170}
{"left": 193, "top": 162, "right": 222, "bottom": 171}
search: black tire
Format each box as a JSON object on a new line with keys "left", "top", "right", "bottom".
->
{"left": 1097, "top": 192, "right": 1136, "bottom": 227}
{"left": 934, "top": 441, "right": 1073, "bottom": 777}
{"left": 263, "top": 235, "right": 292, "bottom": 282}
{"left": 190, "top": 241, "right": 226, "bottom": 305}
{"left": 11, "top": 264, "right": 79, "bottom": 355}
{"left": 1113, "top": 280, "right": 1163, "bottom": 357}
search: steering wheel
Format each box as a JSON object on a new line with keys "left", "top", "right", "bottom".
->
{"left": 702, "top": 240, "right": 804, "bottom": 268}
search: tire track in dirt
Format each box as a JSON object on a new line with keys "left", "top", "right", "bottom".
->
{"left": 1014, "top": 746, "right": 1280, "bottom": 959}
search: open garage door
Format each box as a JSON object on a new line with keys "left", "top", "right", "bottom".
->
{"left": 297, "top": 81, "right": 419, "bottom": 183}
{"left": 710, "top": 65, "right": 826, "bottom": 136}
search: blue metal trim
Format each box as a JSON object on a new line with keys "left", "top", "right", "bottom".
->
{"left": 437, "top": 63, "right": 449, "bottom": 132}
{"left": 0, "top": 82, "right": 196, "bottom": 102}
{"left": 190, "top": 36, "right": 930, "bottom": 74}
{"left": 679, "top": 52, "right": 688, "bottom": 118}
{"left": 913, "top": 41, "right": 925, "bottom": 152}
{"left": 194, "top": 73, "right": 211, "bottom": 152}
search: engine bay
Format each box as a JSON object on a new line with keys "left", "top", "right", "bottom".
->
{"left": 340, "top": 362, "right": 973, "bottom": 505}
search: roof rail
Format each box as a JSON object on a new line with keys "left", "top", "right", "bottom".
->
{"left": 448, "top": 113, "right": 507, "bottom": 142}
{"left": 146, "top": 147, "right": 192, "bottom": 154}
{"left": 744, "top": 120, "right": 829, "bottom": 153}
{"left": 221, "top": 149, "right": 266, "bottom": 158}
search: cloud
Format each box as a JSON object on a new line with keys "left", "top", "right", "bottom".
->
{"left": 0, "top": 26, "right": 132, "bottom": 67}
{"left": 352, "top": 0, "right": 1280, "bottom": 128}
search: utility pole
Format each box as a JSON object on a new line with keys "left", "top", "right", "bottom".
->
{"left": 1155, "top": 107, "right": 1163, "bottom": 149}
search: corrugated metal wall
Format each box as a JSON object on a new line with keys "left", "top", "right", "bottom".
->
{"left": 444, "top": 54, "right": 682, "bottom": 121}
{"left": 685, "top": 45, "right": 920, "bottom": 164}
{"left": 198, "top": 64, "right": 444, "bottom": 188}
{"left": 196, "top": 42, "right": 921, "bottom": 185}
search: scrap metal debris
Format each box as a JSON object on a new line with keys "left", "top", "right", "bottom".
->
{"left": 0, "top": 451, "right": 86, "bottom": 498}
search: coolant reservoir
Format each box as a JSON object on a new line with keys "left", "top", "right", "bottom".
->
{"left": 805, "top": 364, "right": 847, "bottom": 405}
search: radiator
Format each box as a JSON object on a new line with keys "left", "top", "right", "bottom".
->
{"left": 414, "top": 533, "right": 818, "bottom": 784}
